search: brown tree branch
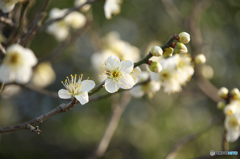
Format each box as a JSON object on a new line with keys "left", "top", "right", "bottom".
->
{"left": 87, "top": 92, "right": 132, "bottom": 159}
{"left": 20, "top": 0, "right": 51, "bottom": 46}
{"left": 0, "top": 99, "right": 78, "bottom": 133}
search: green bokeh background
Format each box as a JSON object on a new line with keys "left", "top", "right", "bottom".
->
{"left": 1, "top": 0, "right": 240, "bottom": 158}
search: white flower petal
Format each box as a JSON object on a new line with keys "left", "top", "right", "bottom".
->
{"left": 0, "top": 65, "right": 14, "bottom": 83}
{"left": 105, "top": 79, "right": 119, "bottom": 93}
{"left": 75, "top": 92, "right": 89, "bottom": 105}
{"left": 121, "top": 60, "right": 133, "bottom": 74}
{"left": 119, "top": 74, "right": 135, "bottom": 89}
{"left": 150, "top": 72, "right": 159, "bottom": 81}
{"left": 105, "top": 55, "right": 120, "bottom": 68}
{"left": 0, "top": 3, "right": 15, "bottom": 13}
{"left": 104, "top": 0, "right": 121, "bottom": 19}
{"left": 80, "top": 80, "right": 95, "bottom": 92}
{"left": 227, "top": 127, "right": 240, "bottom": 142}
{"left": 130, "top": 86, "right": 144, "bottom": 98}
{"left": 22, "top": 48, "right": 38, "bottom": 67}
{"left": 15, "top": 66, "right": 32, "bottom": 84}
{"left": 58, "top": 89, "right": 71, "bottom": 99}
{"left": 150, "top": 81, "right": 161, "bottom": 92}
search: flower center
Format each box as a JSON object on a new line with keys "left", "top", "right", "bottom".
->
{"left": 112, "top": 71, "right": 119, "bottom": 78}
{"left": 10, "top": 53, "right": 19, "bottom": 64}
{"left": 62, "top": 74, "right": 84, "bottom": 96}
{"left": 229, "top": 118, "right": 239, "bottom": 127}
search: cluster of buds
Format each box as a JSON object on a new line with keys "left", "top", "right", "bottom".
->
{"left": 146, "top": 46, "right": 163, "bottom": 73}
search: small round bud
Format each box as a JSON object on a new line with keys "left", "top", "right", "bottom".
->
{"left": 231, "top": 88, "right": 240, "bottom": 99}
{"left": 195, "top": 54, "right": 206, "bottom": 64}
{"left": 179, "top": 32, "right": 190, "bottom": 44}
{"left": 174, "top": 43, "right": 188, "bottom": 54}
{"left": 163, "top": 47, "right": 174, "bottom": 58}
{"left": 217, "top": 101, "right": 226, "bottom": 110}
{"left": 218, "top": 87, "right": 229, "bottom": 99}
{"left": 151, "top": 46, "right": 163, "bottom": 57}
{"left": 148, "top": 61, "right": 162, "bottom": 73}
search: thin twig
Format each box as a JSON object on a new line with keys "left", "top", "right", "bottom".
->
{"left": 0, "top": 99, "right": 78, "bottom": 133}
{"left": 222, "top": 130, "right": 228, "bottom": 151}
{"left": 87, "top": 92, "right": 132, "bottom": 159}
{"left": 20, "top": 0, "right": 51, "bottom": 46}
{"left": 164, "top": 114, "right": 224, "bottom": 159}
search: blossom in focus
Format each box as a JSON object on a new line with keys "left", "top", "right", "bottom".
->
{"left": 91, "top": 32, "right": 140, "bottom": 81}
{"left": 0, "top": 0, "right": 18, "bottom": 13}
{"left": 104, "top": 0, "right": 122, "bottom": 19}
{"left": 58, "top": 74, "right": 95, "bottom": 105}
{"left": 130, "top": 72, "right": 160, "bottom": 98}
{"left": 46, "top": 8, "right": 86, "bottom": 41}
{"left": 150, "top": 54, "right": 194, "bottom": 94}
{"left": 31, "top": 62, "right": 56, "bottom": 88}
{"left": 74, "top": 0, "right": 91, "bottom": 12}
{"left": 0, "top": 44, "right": 37, "bottom": 84}
{"left": 100, "top": 55, "right": 135, "bottom": 93}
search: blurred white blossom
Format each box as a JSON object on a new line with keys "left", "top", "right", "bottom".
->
{"left": 46, "top": 8, "right": 86, "bottom": 41}
{"left": 104, "top": 0, "right": 122, "bottom": 19}
{"left": 100, "top": 55, "right": 135, "bottom": 93}
{"left": 31, "top": 62, "right": 56, "bottom": 88}
{"left": 74, "top": 0, "right": 91, "bottom": 12}
{"left": 130, "top": 71, "right": 160, "bottom": 98}
{"left": 0, "top": 0, "right": 18, "bottom": 13}
{"left": 0, "top": 44, "right": 37, "bottom": 84}
{"left": 58, "top": 74, "right": 95, "bottom": 105}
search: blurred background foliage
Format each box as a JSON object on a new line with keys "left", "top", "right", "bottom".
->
{"left": 1, "top": 0, "right": 240, "bottom": 158}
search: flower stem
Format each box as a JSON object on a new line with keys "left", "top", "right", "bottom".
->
{"left": 133, "top": 35, "right": 176, "bottom": 68}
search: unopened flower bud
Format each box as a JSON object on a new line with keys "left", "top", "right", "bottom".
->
{"left": 174, "top": 43, "right": 188, "bottom": 54}
{"left": 163, "top": 47, "right": 174, "bottom": 58}
{"left": 231, "top": 88, "right": 240, "bottom": 99}
{"left": 195, "top": 54, "right": 206, "bottom": 64}
{"left": 148, "top": 61, "right": 162, "bottom": 73}
{"left": 179, "top": 32, "right": 190, "bottom": 44}
{"left": 218, "top": 87, "right": 229, "bottom": 99}
{"left": 217, "top": 101, "right": 226, "bottom": 110}
{"left": 151, "top": 46, "right": 163, "bottom": 57}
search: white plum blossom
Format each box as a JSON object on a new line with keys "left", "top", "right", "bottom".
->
{"left": 0, "top": 0, "right": 18, "bottom": 13}
{"left": 74, "top": 0, "right": 91, "bottom": 12}
{"left": 222, "top": 100, "right": 240, "bottom": 142}
{"left": 225, "top": 113, "right": 240, "bottom": 142}
{"left": 104, "top": 0, "right": 122, "bottom": 19}
{"left": 130, "top": 72, "right": 160, "bottom": 98}
{"left": 150, "top": 54, "right": 194, "bottom": 94}
{"left": 0, "top": 44, "right": 37, "bottom": 84}
{"left": 100, "top": 55, "right": 135, "bottom": 93}
{"left": 64, "top": 11, "right": 86, "bottom": 29}
{"left": 46, "top": 8, "right": 86, "bottom": 41}
{"left": 58, "top": 74, "right": 95, "bottom": 105}
{"left": 91, "top": 32, "right": 140, "bottom": 81}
